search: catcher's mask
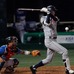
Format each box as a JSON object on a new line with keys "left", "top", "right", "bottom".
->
{"left": 47, "top": 5, "right": 57, "bottom": 12}
{"left": 6, "top": 36, "right": 18, "bottom": 45}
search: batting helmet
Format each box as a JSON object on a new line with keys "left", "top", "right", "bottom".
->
{"left": 47, "top": 5, "right": 57, "bottom": 12}
{"left": 6, "top": 36, "right": 18, "bottom": 44}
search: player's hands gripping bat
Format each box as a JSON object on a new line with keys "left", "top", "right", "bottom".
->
{"left": 40, "top": 7, "right": 50, "bottom": 14}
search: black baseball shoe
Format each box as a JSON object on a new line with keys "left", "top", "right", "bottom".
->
{"left": 66, "top": 69, "right": 74, "bottom": 74}
{"left": 30, "top": 66, "right": 36, "bottom": 74}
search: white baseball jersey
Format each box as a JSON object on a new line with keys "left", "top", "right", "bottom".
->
{"left": 40, "top": 15, "right": 58, "bottom": 40}
{"left": 40, "top": 15, "right": 67, "bottom": 55}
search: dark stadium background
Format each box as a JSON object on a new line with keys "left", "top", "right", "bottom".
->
{"left": 7, "top": 0, "right": 74, "bottom": 22}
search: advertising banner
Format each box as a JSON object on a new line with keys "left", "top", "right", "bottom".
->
{"left": 57, "top": 35, "right": 74, "bottom": 43}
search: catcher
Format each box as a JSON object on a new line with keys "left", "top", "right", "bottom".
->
{"left": 0, "top": 36, "right": 40, "bottom": 73}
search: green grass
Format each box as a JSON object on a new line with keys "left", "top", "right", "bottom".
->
{"left": 12, "top": 49, "right": 74, "bottom": 67}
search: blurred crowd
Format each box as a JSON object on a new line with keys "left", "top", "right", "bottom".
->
{"left": 7, "top": 10, "right": 42, "bottom": 43}
{"left": 7, "top": 10, "right": 74, "bottom": 43}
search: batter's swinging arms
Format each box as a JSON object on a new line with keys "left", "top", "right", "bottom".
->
{"left": 30, "top": 5, "right": 74, "bottom": 74}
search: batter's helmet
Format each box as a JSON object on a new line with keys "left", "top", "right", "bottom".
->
{"left": 47, "top": 5, "right": 57, "bottom": 12}
{"left": 6, "top": 36, "right": 18, "bottom": 44}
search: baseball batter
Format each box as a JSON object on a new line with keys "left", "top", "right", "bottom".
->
{"left": 30, "top": 5, "right": 74, "bottom": 74}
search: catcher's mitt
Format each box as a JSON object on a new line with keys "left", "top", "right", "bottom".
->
{"left": 31, "top": 50, "right": 40, "bottom": 57}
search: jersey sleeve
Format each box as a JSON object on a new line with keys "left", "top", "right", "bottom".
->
{"left": 15, "top": 47, "right": 22, "bottom": 54}
{"left": 40, "top": 16, "right": 51, "bottom": 26}
{"left": 0, "top": 45, "right": 6, "bottom": 55}
{"left": 40, "top": 16, "right": 45, "bottom": 24}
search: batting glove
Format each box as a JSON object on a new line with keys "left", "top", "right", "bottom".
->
{"left": 40, "top": 7, "right": 50, "bottom": 14}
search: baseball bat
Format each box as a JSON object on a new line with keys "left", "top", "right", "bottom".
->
{"left": 18, "top": 8, "right": 40, "bottom": 11}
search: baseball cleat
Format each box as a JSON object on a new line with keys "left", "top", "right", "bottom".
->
{"left": 66, "top": 69, "right": 74, "bottom": 74}
{"left": 30, "top": 66, "right": 36, "bottom": 74}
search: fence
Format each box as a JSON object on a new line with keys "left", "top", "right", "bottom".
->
{"left": 21, "top": 32, "right": 74, "bottom": 49}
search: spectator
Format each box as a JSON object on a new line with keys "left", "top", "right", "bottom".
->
{"left": 15, "top": 16, "right": 26, "bottom": 43}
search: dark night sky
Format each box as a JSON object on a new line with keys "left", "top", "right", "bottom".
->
{"left": 7, "top": 0, "right": 74, "bottom": 22}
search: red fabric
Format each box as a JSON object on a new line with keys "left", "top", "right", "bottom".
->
{"left": 6, "top": 47, "right": 15, "bottom": 60}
